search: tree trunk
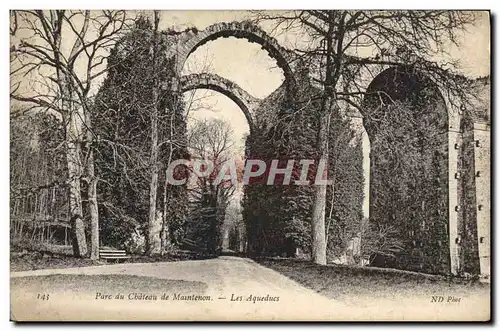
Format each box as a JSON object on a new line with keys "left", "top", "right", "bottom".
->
{"left": 147, "top": 10, "right": 162, "bottom": 256}
{"left": 86, "top": 120, "right": 100, "bottom": 260}
{"left": 311, "top": 109, "right": 329, "bottom": 265}
{"left": 64, "top": 108, "right": 88, "bottom": 257}
{"left": 161, "top": 110, "right": 175, "bottom": 254}
{"left": 147, "top": 119, "right": 161, "bottom": 255}
{"left": 325, "top": 171, "right": 336, "bottom": 244}
{"left": 160, "top": 201, "right": 170, "bottom": 254}
{"left": 161, "top": 172, "right": 171, "bottom": 254}
{"left": 310, "top": 15, "right": 337, "bottom": 265}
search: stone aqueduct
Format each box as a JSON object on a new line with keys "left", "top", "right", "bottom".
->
{"left": 161, "top": 21, "right": 490, "bottom": 278}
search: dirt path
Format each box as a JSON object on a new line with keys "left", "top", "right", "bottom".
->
{"left": 11, "top": 256, "right": 340, "bottom": 321}
{"left": 10, "top": 256, "right": 489, "bottom": 321}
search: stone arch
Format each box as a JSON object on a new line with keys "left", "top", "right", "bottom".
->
{"left": 173, "top": 21, "right": 296, "bottom": 90}
{"left": 180, "top": 73, "right": 261, "bottom": 131}
{"left": 361, "top": 66, "right": 451, "bottom": 274}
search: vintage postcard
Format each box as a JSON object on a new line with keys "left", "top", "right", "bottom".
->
{"left": 9, "top": 9, "right": 490, "bottom": 321}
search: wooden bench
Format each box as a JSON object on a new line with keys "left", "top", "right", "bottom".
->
{"left": 99, "top": 248, "right": 131, "bottom": 262}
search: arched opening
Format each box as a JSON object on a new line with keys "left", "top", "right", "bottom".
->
{"left": 182, "top": 86, "right": 251, "bottom": 255}
{"left": 175, "top": 21, "right": 295, "bottom": 91}
{"left": 362, "top": 66, "right": 450, "bottom": 274}
{"left": 174, "top": 23, "right": 294, "bottom": 256}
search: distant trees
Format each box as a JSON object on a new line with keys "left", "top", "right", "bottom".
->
{"left": 11, "top": 112, "right": 67, "bottom": 220}
{"left": 185, "top": 118, "right": 239, "bottom": 254}
{"left": 10, "top": 112, "right": 72, "bottom": 248}
{"left": 10, "top": 10, "right": 130, "bottom": 258}
{"left": 224, "top": 198, "right": 245, "bottom": 252}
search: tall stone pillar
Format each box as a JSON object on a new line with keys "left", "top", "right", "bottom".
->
{"left": 448, "top": 127, "right": 461, "bottom": 275}
{"left": 472, "top": 121, "right": 490, "bottom": 280}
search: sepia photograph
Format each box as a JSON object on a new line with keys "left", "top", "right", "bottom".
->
{"left": 8, "top": 8, "right": 491, "bottom": 322}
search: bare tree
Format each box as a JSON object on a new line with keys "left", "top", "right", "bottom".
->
{"left": 253, "top": 10, "right": 478, "bottom": 264}
{"left": 10, "top": 10, "right": 130, "bottom": 258}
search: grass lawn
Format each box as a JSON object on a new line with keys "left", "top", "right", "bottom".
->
{"left": 10, "top": 249, "right": 217, "bottom": 272}
{"left": 11, "top": 274, "right": 208, "bottom": 296}
{"left": 255, "top": 258, "right": 490, "bottom": 306}
{"left": 10, "top": 253, "right": 103, "bottom": 272}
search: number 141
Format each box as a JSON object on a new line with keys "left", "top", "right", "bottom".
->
{"left": 37, "top": 294, "right": 50, "bottom": 300}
